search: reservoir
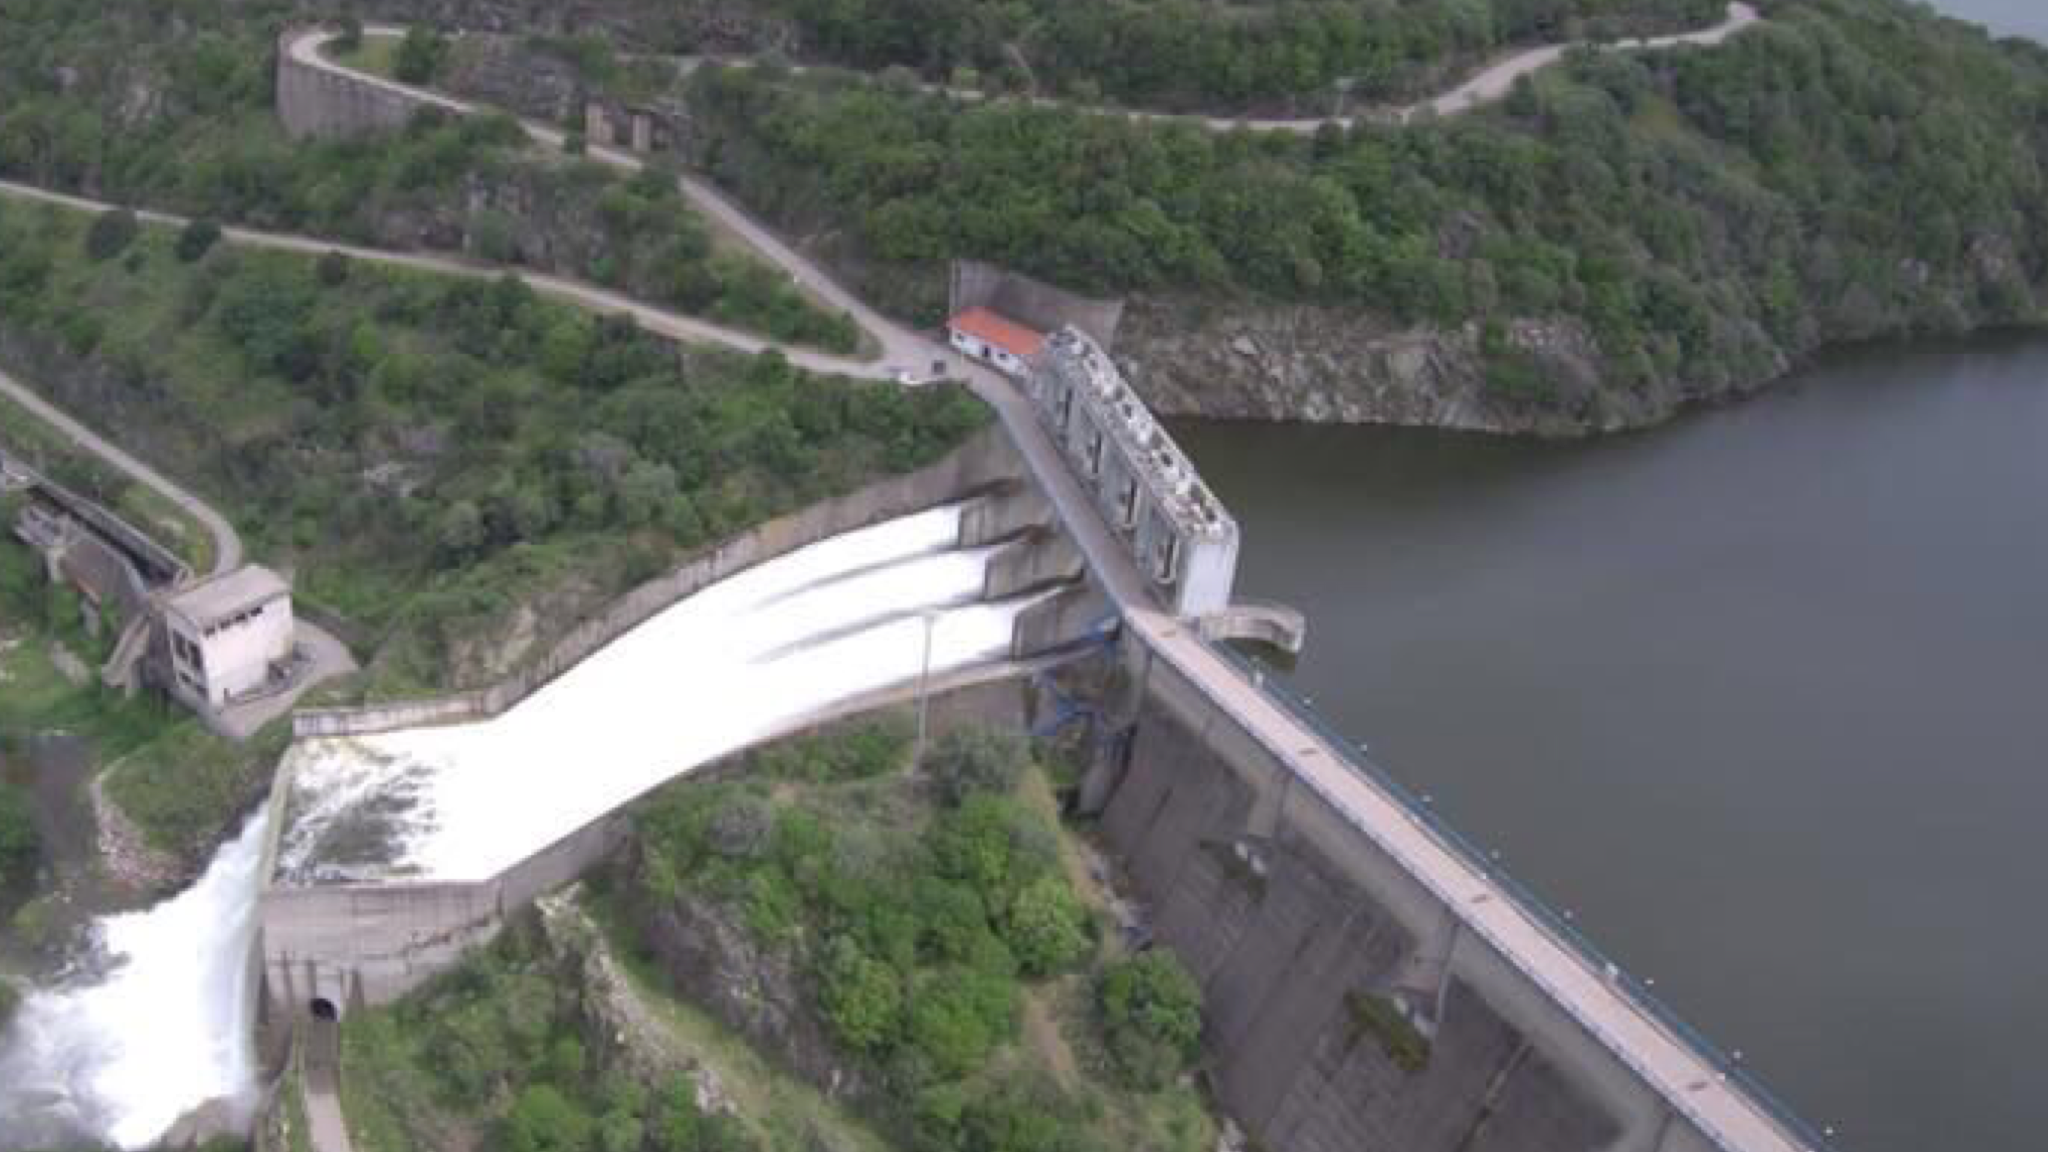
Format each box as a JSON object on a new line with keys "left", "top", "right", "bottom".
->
{"left": 1175, "top": 337, "right": 2048, "bottom": 1152}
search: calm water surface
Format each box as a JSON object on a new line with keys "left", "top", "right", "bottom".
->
{"left": 1173, "top": 340, "right": 2048, "bottom": 1152}
{"left": 1924, "top": 0, "right": 2048, "bottom": 42}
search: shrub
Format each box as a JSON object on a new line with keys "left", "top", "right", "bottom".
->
{"left": 820, "top": 934, "right": 901, "bottom": 1052}
{"left": 395, "top": 26, "right": 449, "bottom": 84}
{"left": 926, "top": 724, "right": 1028, "bottom": 804}
{"left": 1005, "top": 873, "right": 1089, "bottom": 976}
{"left": 316, "top": 248, "right": 351, "bottom": 286}
{"left": 175, "top": 218, "right": 222, "bottom": 262}
{"left": 502, "top": 1083, "right": 594, "bottom": 1152}
{"left": 84, "top": 208, "right": 139, "bottom": 261}
{"left": 1098, "top": 952, "right": 1203, "bottom": 1089}
{"left": 1345, "top": 990, "right": 1431, "bottom": 1073}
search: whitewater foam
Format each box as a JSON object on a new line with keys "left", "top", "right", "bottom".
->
{"left": 0, "top": 809, "right": 269, "bottom": 1150}
{"left": 278, "top": 503, "right": 1048, "bottom": 882}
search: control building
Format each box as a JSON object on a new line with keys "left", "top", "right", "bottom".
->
{"left": 1025, "top": 327, "right": 1238, "bottom": 617}
{"left": 159, "top": 565, "right": 296, "bottom": 710}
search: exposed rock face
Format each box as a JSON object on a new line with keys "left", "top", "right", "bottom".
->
{"left": 634, "top": 884, "right": 868, "bottom": 1099}
{"left": 1112, "top": 294, "right": 1790, "bottom": 436}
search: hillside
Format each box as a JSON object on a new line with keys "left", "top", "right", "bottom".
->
{"left": 338, "top": 717, "right": 1221, "bottom": 1152}
{"left": 663, "top": 0, "right": 2048, "bottom": 432}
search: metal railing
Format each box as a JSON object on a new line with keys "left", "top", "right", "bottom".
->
{"left": 1205, "top": 640, "right": 1838, "bottom": 1152}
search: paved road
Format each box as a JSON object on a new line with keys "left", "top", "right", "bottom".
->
{"left": 438, "top": 2, "right": 1758, "bottom": 133}
{"left": 0, "top": 363, "right": 242, "bottom": 576}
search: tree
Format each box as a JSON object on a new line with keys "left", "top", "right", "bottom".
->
{"left": 175, "top": 219, "right": 222, "bottom": 263}
{"left": 84, "top": 208, "right": 138, "bottom": 261}
{"left": 820, "top": 934, "right": 901, "bottom": 1052}
{"left": 1098, "top": 951, "right": 1203, "bottom": 1088}
{"left": 316, "top": 249, "right": 351, "bottom": 286}
{"left": 395, "top": 27, "right": 449, "bottom": 85}
{"left": 334, "top": 15, "right": 364, "bottom": 52}
{"left": 925, "top": 724, "right": 1028, "bottom": 804}
{"left": 1005, "top": 874, "right": 1089, "bottom": 976}
{"left": 503, "top": 1084, "right": 594, "bottom": 1152}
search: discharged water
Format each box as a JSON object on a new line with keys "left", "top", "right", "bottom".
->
{"left": 278, "top": 502, "right": 1040, "bottom": 883}
{"left": 1174, "top": 338, "right": 2048, "bottom": 1152}
{"left": 0, "top": 811, "right": 269, "bottom": 1150}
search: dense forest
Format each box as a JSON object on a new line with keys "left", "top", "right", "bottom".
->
{"left": 683, "top": 0, "right": 2048, "bottom": 420}
{"left": 769, "top": 0, "right": 1726, "bottom": 111}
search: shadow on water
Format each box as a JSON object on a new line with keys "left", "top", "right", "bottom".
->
{"left": 1172, "top": 336, "right": 2048, "bottom": 1152}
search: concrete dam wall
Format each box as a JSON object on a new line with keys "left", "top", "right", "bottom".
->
{"left": 1083, "top": 643, "right": 1721, "bottom": 1152}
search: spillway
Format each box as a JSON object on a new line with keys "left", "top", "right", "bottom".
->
{"left": 277, "top": 503, "right": 1043, "bottom": 884}
{"left": 0, "top": 810, "right": 268, "bottom": 1151}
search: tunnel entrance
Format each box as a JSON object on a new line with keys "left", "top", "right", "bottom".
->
{"left": 309, "top": 997, "right": 338, "bottom": 1021}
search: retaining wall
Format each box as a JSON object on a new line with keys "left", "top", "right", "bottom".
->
{"left": 1088, "top": 641, "right": 1716, "bottom": 1152}
{"left": 276, "top": 34, "right": 420, "bottom": 139}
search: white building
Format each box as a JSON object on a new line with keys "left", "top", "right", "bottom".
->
{"left": 1026, "top": 327, "right": 1240, "bottom": 618}
{"left": 159, "top": 565, "right": 296, "bottom": 709}
{"left": 947, "top": 306, "right": 1045, "bottom": 378}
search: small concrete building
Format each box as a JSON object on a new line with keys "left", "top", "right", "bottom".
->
{"left": 948, "top": 306, "right": 1045, "bottom": 378}
{"left": 1026, "top": 326, "right": 1239, "bottom": 617}
{"left": 160, "top": 565, "right": 296, "bottom": 709}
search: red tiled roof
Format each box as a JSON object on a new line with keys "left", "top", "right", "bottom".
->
{"left": 949, "top": 307, "right": 1046, "bottom": 358}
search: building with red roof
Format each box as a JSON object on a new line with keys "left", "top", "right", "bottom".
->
{"left": 946, "top": 306, "right": 1046, "bottom": 377}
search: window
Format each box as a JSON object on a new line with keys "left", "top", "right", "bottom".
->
{"left": 1157, "top": 533, "right": 1181, "bottom": 582}
{"left": 1119, "top": 479, "right": 1139, "bottom": 528}
{"left": 1086, "top": 430, "right": 1104, "bottom": 477}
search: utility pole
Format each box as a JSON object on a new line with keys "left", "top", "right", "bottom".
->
{"left": 914, "top": 609, "right": 938, "bottom": 767}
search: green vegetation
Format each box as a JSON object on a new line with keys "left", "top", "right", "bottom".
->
{"left": 0, "top": 200, "right": 983, "bottom": 695}
{"left": 1345, "top": 989, "right": 1431, "bottom": 1073}
{"left": 0, "top": 772, "right": 37, "bottom": 898}
{"left": 684, "top": 0, "right": 2047, "bottom": 420}
{"left": 341, "top": 920, "right": 755, "bottom": 1152}
{"left": 768, "top": 0, "right": 1722, "bottom": 111}
{"left": 0, "top": 0, "right": 858, "bottom": 353}
{"left": 0, "top": 539, "right": 270, "bottom": 861}
{"left": 1097, "top": 953, "right": 1204, "bottom": 1090}
{"left": 394, "top": 26, "right": 451, "bottom": 85}
{"left": 623, "top": 718, "right": 1214, "bottom": 1152}
{"left": 333, "top": 718, "right": 1213, "bottom": 1152}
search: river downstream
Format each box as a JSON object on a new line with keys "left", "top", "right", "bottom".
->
{"left": 1175, "top": 337, "right": 2048, "bottom": 1152}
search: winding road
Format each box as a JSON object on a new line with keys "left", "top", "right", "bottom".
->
{"left": 0, "top": 363, "right": 242, "bottom": 577}
{"left": 0, "top": 6, "right": 1816, "bottom": 1149}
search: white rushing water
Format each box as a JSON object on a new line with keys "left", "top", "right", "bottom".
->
{"left": 279, "top": 502, "right": 1045, "bottom": 882}
{"left": 0, "top": 809, "right": 269, "bottom": 1151}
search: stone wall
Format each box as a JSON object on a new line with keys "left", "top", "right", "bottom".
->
{"left": 275, "top": 36, "right": 419, "bottom": 139}
{"left": 1085, "top": 642, "right": 1719, "bottom": 1152}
